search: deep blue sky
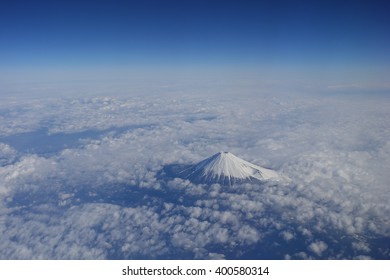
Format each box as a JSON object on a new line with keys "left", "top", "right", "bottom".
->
{"left": 0, "top": 0, "right": 389, "bottom": 83}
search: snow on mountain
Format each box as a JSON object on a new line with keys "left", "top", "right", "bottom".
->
{"left": 177, "top": 151, "right": 284, "bottom": 185}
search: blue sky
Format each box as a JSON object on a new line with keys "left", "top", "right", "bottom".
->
{"left": 0, "top": 0, "right": 389, "bottom": 83}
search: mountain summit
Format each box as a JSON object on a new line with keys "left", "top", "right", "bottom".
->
{"left": 175, "top": 151, "right": 282, "bottom": 185}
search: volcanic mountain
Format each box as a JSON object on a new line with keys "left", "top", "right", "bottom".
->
{"left": 169, "top": 151, "right": 283, "bottom": 185}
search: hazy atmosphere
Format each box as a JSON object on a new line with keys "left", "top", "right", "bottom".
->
{"left": 0, "top": 0, "right": 389, "bottom": 259}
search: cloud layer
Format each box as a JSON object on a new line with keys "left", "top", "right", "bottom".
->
{"left": 0, "top": 88, "right": 389, "bottom": 259}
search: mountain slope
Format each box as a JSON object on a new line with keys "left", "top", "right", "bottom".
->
{"left": 177, "top": 151, "right": 283, "bottom": 185}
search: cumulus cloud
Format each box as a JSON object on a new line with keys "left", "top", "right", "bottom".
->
{"left": 308, "top": 241, "right": 328, "bottom": 257}
{"left": 0, "top": 143, "right": 17, "bottom": 166}
{"left": 0, "top": 87, "right": 389, "bottom": 259}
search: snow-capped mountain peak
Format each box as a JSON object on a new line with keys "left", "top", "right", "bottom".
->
{"left": 178, "top": 151, "right": 283, "bottom": 185}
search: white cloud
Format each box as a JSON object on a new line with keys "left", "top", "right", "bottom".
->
{"left": 308, "top": 241, "right": 328, "bottom": 257}
{"left": 237, "top": 225, "right": 261, "bottom": 244}
{"left": 0, "top": 143, "right": 17, "bottom": 166}
{"left": 0, "top": 88, "right": 389, "bottom": 259}
{"left": 281, "top": 231, "right": 294, "bottom": 241}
